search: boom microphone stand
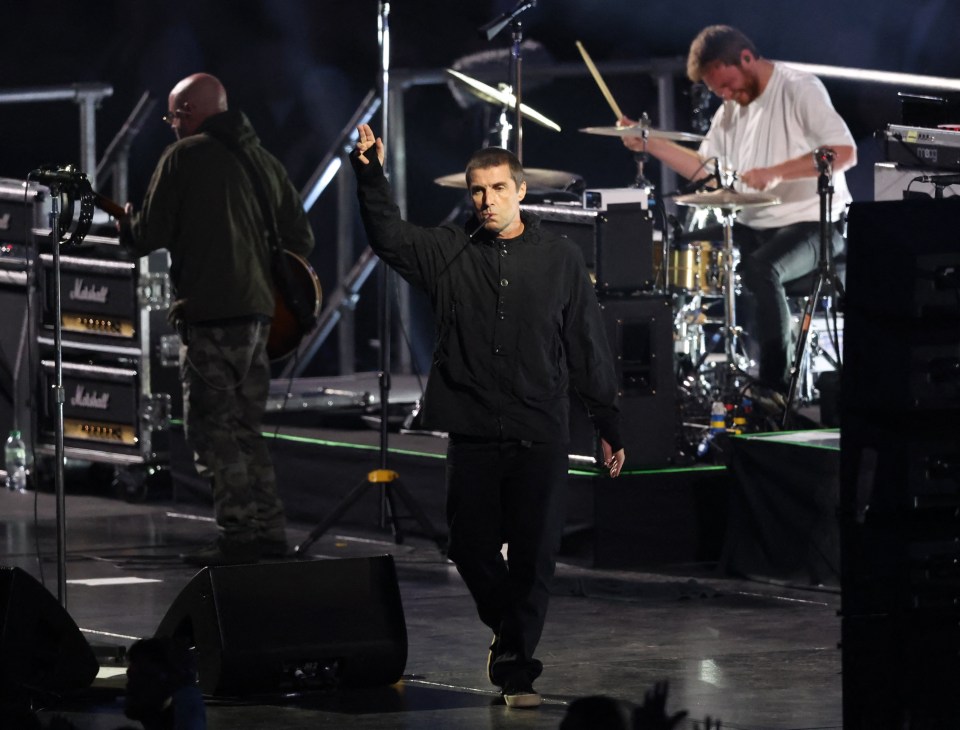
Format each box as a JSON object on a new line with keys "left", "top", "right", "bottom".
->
{"left": 295, "top": 2, "right": 445, "bottom": 555}
{"left": 781, "top": 148, "right": 844, "bottom": 427}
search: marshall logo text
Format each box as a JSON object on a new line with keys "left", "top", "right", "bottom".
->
{"left": 69, "top": 278, "right": 109, "bottom": 304}
{"left": 70, "top": 385, "right": 110, "bottom": 410}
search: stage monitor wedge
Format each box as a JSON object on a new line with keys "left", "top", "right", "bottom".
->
{"left": 0, "top": 567, "right": 99, "bottom": 697}
{"left": 155, "top": 555, "right": 407, "bottom": 696}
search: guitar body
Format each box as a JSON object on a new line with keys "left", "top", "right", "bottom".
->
{"left": 267, "top": 251, "right": 322, "bottom": 361}
{"left": 92, "top": 191, "right": 320, "bottom": 362}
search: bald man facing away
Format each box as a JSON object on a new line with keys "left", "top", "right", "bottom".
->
{"left": 119, "top": 73, "right": 315, "bottom": 566}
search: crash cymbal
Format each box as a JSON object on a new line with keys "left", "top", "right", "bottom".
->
{"left": 446, "top": 69, "right": 561, "bottom": 132}
{"left": 434, "top": 168, "right": 582, "bottom": 191}
{"left": 580, "top": 124, "right": 705, "bottom": 144}
{"left": 673, "top": 188, "right": 781, "bottom": 209}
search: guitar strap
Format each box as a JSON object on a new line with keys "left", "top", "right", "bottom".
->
{"left": 204, "top": 128, "right": 317, "bottom": 332}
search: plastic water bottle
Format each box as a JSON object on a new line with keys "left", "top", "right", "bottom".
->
{"left": 709, "top": 401, "right": 726, "bottom": 435}
{"left": 4, "top": 429, "right": 27, "bottom": 493}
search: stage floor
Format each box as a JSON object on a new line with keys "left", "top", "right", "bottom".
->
{"left": 0, "top": 438, "right": 843, "bottom": 730}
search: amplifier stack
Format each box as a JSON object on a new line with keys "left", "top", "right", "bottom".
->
{"left": 34, "top": 234, "right": 180, "bottom": 486}
{"left": 526, "top": 189, "right": 679, "bottom": 468}
{"left": 0, "top": 179, "right": 180, "bottom": 495}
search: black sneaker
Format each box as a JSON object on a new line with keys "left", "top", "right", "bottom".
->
{"left": 181, "top": 537, "right": 260, "bottom": 567}
{"left": 502, "top": 680, "right": 541, "bottom": 709}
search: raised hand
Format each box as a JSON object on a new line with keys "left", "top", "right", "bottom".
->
{"left": 356, "top": 123, "right": 384, "bottom": 167}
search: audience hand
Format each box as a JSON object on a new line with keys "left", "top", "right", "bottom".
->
{"left": 632, "top": 681, "right": 688, "bottom": 730}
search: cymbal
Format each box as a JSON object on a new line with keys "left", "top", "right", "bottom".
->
{"left": 673, "top": 188, "right": 781, "bottom": 209}
{"left": 580, "top": 125, "right": 705, "bottom": 144}
{"left": 434, "top": 168, "right": 582, "bottom": 191}
{"left": 446, "top": 69, "right": 561, "bottom": 132}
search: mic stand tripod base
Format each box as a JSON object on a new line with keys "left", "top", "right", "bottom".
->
{"left": 781, "top": 165, "right": 840, "bottom": 429}
{"left": 781, "top": 266, "right": 843, "bottom": 429}
{"left": 293, "top": 468, "right": 447, "bottom": 557}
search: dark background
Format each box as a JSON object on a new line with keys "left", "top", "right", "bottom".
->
{"left": 3, "top": 0, "right": 958, "bottom": 375}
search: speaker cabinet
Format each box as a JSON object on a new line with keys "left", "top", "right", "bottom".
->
{"left": 155, "top": 555, "right": 407, "bottom": 695}
{"left": 841, "top": 198, "right": 960, "bottom": 729}
{"left": 0, "top": 567, "right": 99, "bottom": 696}
{"left": 571, "top": 296, "right": 677, "bottom": 467}
{"left": 522, "top": 201, "right": 655, "bottom": 292}
{"left": 0, "top": 265, "right": 34, "bottom": 449}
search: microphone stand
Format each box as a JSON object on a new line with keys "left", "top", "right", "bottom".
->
{"left": 479, "top": 0, "right": 537, "bottom": 161}
{"left": 782, "top": 150, "right": 844, "bottom": 428}
{"left": 295, "top": 3, "right": 445, "bottom": 556}
{"left": 49, "top": 185, "right": 68, "bottom": 607}
{"left": 26, "top": 165, "right": 95, "bottom": 606}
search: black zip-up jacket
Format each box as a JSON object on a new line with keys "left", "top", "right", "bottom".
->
{"left": 120, "top": 110, "right": 314, "bottom": 323}
{"left": 353, "top": 153, "right": 622, "bottom": 450}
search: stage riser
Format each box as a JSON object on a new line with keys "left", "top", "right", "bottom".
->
{"left": 166, "top": 426, "right": 728, "bottom": 571}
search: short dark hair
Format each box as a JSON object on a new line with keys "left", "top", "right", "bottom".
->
{"left": 687, "top": 25, "right": 760, "bottom": 82}
{"left": 464, "top": 147, "right": 524, "bottom": 189}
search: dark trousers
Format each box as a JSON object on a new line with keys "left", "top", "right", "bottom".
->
{"left": 736, "top": 221, "right": 844, "bottom": 389}
{"left": 180, "top": 319, "right": 285, "bottom": 543}
{"left": 445, "top": 436, "right": 569, "bottom": 686}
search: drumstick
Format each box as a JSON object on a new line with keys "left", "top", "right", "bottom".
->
{"left": 575, "top": 40, "right": 624, "bottom": 121}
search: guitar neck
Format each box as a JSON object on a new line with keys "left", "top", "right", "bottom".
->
{"left": 92, "top": 191, "right": 126, "bottom": 220}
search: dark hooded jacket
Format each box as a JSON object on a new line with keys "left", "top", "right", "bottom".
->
{"left": 121, "top": 109, "right": 314, "bottom": 323}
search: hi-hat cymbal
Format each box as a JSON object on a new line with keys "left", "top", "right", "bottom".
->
{"left": 446, "top": 69, "right": 561, "bottom": 132}
{"left": 674, "top": 188, "right": 781, "bottom": 209}
{"left": 580, "top": 124, "right": 705, "bottom": 144}
{"left": 434, "top": 168, "right": 582, "bottom": 191}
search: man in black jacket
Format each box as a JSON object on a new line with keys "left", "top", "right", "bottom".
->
{"left": 352, "top": 123, "right": 625, "bottom": 708}
{"left": 120, "top": 73, "right": 314, "bottom": 566}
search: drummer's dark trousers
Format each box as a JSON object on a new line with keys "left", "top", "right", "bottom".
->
{"left": 444, "top": 436, "right": 569, "bottom": 687}
{"left": 735, "top": 220, "right": 844, "bottom": 390}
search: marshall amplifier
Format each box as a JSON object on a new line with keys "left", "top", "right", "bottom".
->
{"left": 37, "top": 231, "right": 171, "bottom": 344}
{"left": 39, "top": 251, "right": 139, "bottom": 340}
{"left": 522, "top": 194, "right": 655, "bottom": 293}
{"left": 38, "top": 359, "right": 171, "bottom": 460}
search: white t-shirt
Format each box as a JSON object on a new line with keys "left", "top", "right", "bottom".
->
{"left": 699, "top": 63, "right": 855, "bottom": 228}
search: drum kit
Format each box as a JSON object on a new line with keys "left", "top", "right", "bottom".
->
{"left": 441, "top": 63, "right": 785, "bottom": 455}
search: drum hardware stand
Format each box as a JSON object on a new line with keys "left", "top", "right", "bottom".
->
{"left": 296, "top": 3, "right": 445, "bottom": 557}
{"left": 781, "top": 148, "right": 843, "bottom": 428}
{"left": 479, "top": 0, "right": 537, "bottom": 162}
{"left": 707, "top": 205, "right": 752, "bottom": 402}
{"left": 627, "top": 114, "right": 672, "bottom": 293}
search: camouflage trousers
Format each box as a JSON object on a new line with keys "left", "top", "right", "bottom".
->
{"left": 180, "top": 318, "right": 285, "bottom": 543}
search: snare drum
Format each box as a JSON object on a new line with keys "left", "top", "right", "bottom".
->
{"left": 654, "top": 241, "right": 723, "bottom": 295}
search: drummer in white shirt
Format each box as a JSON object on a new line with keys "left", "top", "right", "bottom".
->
{"left": 622, "top": 24, "right": 856, "bottom": 394}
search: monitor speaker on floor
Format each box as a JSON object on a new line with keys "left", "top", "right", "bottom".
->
{"left": 0, "top": 566, "right": 99, "bottom": 696}
{"left": 155, "top": 555, "right": 407, "bottom": 696}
